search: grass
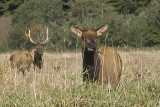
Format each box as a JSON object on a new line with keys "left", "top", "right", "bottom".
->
{"left": 0, "top": 50, "right": 160, "bottom": 106}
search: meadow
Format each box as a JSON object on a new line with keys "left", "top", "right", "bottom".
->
{"left": 0, "top": 50, "right": 160, "bottom": 106}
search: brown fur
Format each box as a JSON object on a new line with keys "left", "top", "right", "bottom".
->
{"left": 33, "top": 44, "right": 43, "bottom": 70}
{"left": 71, "top": 25, "right": 122, "bottom": 86}
{"left": 96, "top": 47, "right": 122, "bottom": 85}
{"left": 10, "top": 50, "right": 33, "bottom": 75}
{"left": 25, "top": 29, "right": 49, "bottom": 70}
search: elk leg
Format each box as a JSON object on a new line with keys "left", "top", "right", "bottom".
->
{"left": 83, "top": 65, "right": 89, "bottom": 81}
{"left": 22, "top": 67, "right": 27, "bottom": 76}
{"left": 83, "top": 65, "right": 87, "bottom": 81}
{"left": 22, "top": 70, "right": 25, "bottom": 76}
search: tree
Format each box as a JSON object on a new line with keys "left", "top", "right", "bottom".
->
{"left": 108, "top": 0, "right": 151, "bottom": 15}
{"left": 0, "top": 0, "right": 26, "bottom": 16}
{"left": 8, "top": 0, "right": 65, "bottom": 50}
{"left": 6, "top": 0, "right": 160, "bottom": 51}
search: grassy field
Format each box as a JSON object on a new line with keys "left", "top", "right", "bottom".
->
{"left": 0, "top": 50, "right": 160, "bottom": 106}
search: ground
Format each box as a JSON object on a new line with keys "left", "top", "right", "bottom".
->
{"left": 0, "top": 50, "right": 160, "bottom": 106}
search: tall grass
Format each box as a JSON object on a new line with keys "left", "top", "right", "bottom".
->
{"left": 0, "top": 50, "right": 160, "bottom": 106}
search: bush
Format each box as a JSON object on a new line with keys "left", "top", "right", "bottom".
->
{"left": 0, "top": 41, "right": 11, "bottom": 52}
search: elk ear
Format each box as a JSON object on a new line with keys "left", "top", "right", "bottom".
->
{"left": 96, "top": 24, "right": 108, "bottom": 36}
{"left": 70, "top": 26, "right": 82, "bottom": 37}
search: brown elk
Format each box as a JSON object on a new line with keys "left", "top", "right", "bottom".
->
{"left": 71, "top": 24, "right": 122, "bottom": 86}
{"left": 25, "top": 29, "right": 49, "bottom": 70}
{"left": 10, "top": 50, "right": 33, "bottom": 75}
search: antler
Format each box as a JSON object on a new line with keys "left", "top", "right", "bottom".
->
{"left": 25, "top": 30, "right": 37, "bottom": 45}
{"left": 41, "top": 28, "right": 50, "bottom": 45}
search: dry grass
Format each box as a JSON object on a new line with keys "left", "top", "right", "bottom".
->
{"left": 0, "top": 50, "right": 160, "bottom": 106}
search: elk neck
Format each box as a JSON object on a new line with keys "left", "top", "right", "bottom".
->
{"left": 82, "top": 50, "right": 95, "bottom": 67}
{"left": 34, "top": 51, "right": 43, "bottom": 61}
{"left": 82, "top": 49, "right": 100, "bottom": 82}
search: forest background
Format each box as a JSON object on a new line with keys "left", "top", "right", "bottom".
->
{"left": 0, "top": 0, "right": 160, "bottom": 52}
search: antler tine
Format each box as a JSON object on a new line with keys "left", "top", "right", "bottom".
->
{"left": 25, "top": 31, "right": 28, "bottom": 37}
{"left": 26, "top": 30, "right": 37, "bottom": 45}
{"left": 41, "top": 28, "right": 50, "bottom": 45}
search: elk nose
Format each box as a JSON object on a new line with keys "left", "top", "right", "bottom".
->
{"left": 91, "top": 43, "right": 96, "bottom": 49}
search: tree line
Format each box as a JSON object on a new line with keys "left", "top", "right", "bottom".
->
{"left": 0, "top": 0, "right": 160, "bottom": 52}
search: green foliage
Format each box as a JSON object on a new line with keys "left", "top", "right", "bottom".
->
{"left": 108, "top": 0, "right": 151, "bottom": 15}
{"left": 8, "top": 0, "right": 66, "bottom": 50}
{"left": 0, "top": 41, "right": 11, "bottom": 52}
{"left": 0, "top": 0, "right": 26, "bottom": 16}
{"left": 0, "top": 3, "right": 5, "bottom": 16}
{"left": 0, "top": 81, "right": 159, "bottom": 106}
{"left": 3, "top": 0, "right": 160, "bottom": 51}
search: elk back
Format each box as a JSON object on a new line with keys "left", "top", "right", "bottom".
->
{"left": 10, "top": 50, "right": 33, "bottom": 72}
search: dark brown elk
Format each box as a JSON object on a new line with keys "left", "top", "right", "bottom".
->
{"left": 10, "top": 50, "right": 33, "bottom": 75}
{"left": 71, "top": 24, "right": 122, "bottom": 86}
{"left": 25, "top": 29, "right": 49, "bottom": 70}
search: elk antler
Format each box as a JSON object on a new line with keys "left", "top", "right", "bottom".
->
{"left": 41, "top": 28, "right": 50, "bottom": 45}
{"left": 25, "top": 30, "right": 37, "bottom": 45}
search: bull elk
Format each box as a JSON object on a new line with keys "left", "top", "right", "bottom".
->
{"left": 71, "top": 24, "right": 122, "bottom": 86}
{"left": 25, "top": 28, "right": 49, "bottom": 70}
{"left": 10, "top": 50, "right": 33, "bottom": 75}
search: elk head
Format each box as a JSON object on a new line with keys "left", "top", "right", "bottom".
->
{"left": 25, "top": 28, "right": 49, "bottom": 69}
{"left": 71, "top": 25, "right": 108, "bottom": 52}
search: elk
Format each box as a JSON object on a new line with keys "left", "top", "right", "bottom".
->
{"left": 25, "top": 28, "right": 49, "bottom": 70}
{"left": 10, "top": 50, "right": 33, "bottom": 75}
{"left": 71, "top": 24, "right": 122, "bottom": 86}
